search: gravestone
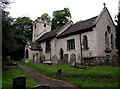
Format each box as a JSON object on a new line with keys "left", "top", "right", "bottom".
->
{"left": 31, "top": 84, "right": 49, "bottom": 89}
{"left": 51, "top": 55, "right": 58, "bottom": 65}
{"left": 25, "top": 58, "right": 29, "bottom": 63}
{"left": 34, "top": 54, "right": 38, "bottom": 63}
{"left": 63, "top": 54, "right": 68, "bottom": 63}
{"left": 56, "top": 68, "right": 62, "bottom": 76}
{"left": 40, "top": 55, "right": 45, "bottom": 63}
{"left": 70, "top": 53, "right": 76, "bottom": 67}
{"left": 7, "top": 56, "right": 11, "bottom": 62}
{"left": 12, "top": 76, "right": 26, "bottom": 89}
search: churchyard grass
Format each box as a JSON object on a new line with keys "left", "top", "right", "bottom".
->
{"left": 2, "top": 67, "right": 38, "bottom": 88}
{"left": 18, "top": 61, "right": 119, "bottom": 87}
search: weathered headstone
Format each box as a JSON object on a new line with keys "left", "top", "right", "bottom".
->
{"left": 51, "top": 55, "right": 58, "bottom": 65}
{"left": 12, "top": 76, "right": 26, "bottom": 89}
{"left": 25, "top": 58, "right": 29, "bottom": 63}
{"left": 63, "top": 54, "right": 68, "bottom": 63}
{"left": 7, "top": 56, "right": 11, "bottom": 62}
{"left": 40, "top": 55, "right": 45, "bottom": 63}
{"left": 31, "top": 84, "right": 49, "bottom": 89}
{"left": 70, "top": 53, "right": 76, "bottom": 67}
{"left": 56, "top": 68, "right": 62, "bottom": 76}
{"left": 34, "top": 54, "right": 38, "bottom": 63}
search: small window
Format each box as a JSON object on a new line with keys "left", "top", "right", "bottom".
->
{"left": 111, "top": 34, "right": 114, "bottom": 49}
{"left": 44, "top": 24, "right": 46, "bottom": 27}
{"left": 83, "top": 35, "right": 88, "bottom": 50}
{"left": 107, "top": 26, "right": 111, "bottom": 33}
{"left": 35, "top": 24, "right": 36, "bottom": 29}
{"left": 67, "top": 39, "right": 75, "bottom": 50}
{"left": 46, "top": 40, "right": 51, "bottom": 52}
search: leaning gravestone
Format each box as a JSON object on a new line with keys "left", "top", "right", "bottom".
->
{"left": 70, "top": 53, "right": 76, "bottom": 67}
{"left": 63, "top": 54, "right": 68, "bottom": 63}
{"left": 40, "top": 55, "right": 45, "bottom": 63}
{"left": 12, "top": 76, "right": 26, "bottom": 89}
{"left": 51, "top": 55, "right": 58, "bottom": 65}
{"left": 31, "top": 84, "right": 49, "bottom": 89}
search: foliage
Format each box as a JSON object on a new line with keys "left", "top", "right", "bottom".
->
{"left": 13, "top": 17, "right": 33, "bottom": 40}
{"left": 9, "top": 17, "right": 33, "bottom": 60}
{"left": 52, "top": 8, "right": 71, "bottom": 29}
{"left": 0, "top": 0, "right": 11, "bottom": 10}
{"left": 2, "top": 11, "right": 33, "bottom": 60}
{"left": 76, "top": 20, "right": 84, "bottom": 23}
{"left": 41, "top": 13, "right": 51, "bottom": 21}
{"left": 2, "top": 67, "right": 38, "bottom": 88}
{"left": 18, "top": 61, "right": 119, "bottom": 87}
{"left": 116, "top": 13, "right": 120, "bottom": 58}
{"left": 2, "top": 10, "right": 19, "bottom": 58}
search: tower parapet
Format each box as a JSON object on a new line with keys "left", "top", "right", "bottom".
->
{"left": 32, "top": 17, "right": 52, "bottom": 42}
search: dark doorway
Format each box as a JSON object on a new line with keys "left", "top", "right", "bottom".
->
{"left": 26, "top": 49, "right": 29, "bottom": 58}
{"left": 60, "top": 48, "right": 64, "bottom": 60}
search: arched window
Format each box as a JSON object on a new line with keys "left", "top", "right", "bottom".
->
{"left": 44, "top": 24, "right": 46, "bottom": 27}
{"left": 35, "top": 24, "right": 37, "bottom": 29}
{"left": 111, "top": 34, "right": 114, "bottom": 49}
{"left": 107, "top": 26, "right": 111, "bottom": 33}
{"left": 83, "top": 35, "right": 88, "bottom": 50}
{"left": 105, "top": 31, "right": 110, "bottom": 51}
{"left": 26, "top": 49, "right": 29, "bottom": 58}
{"left": 60, "top": 48, "right": 64, "bottom": 60}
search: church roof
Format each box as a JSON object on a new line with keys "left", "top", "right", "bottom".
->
{"left": 57, "top": 7, "right": 110, "bottom": 38}
{"left": 30, "top": 42, "right": 42, "bottom": 51}
{"left": 36, "top": 26, "right": 64, "bottom": 42}
{"left": 57, "top": 16, "right": 98, "bottom": 38}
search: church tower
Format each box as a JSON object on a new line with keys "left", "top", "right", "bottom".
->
{"left": 32, "top": 17, "right": 52, "bottom": 42}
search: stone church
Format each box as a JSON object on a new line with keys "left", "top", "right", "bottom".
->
{"left": 25, "top": 7, "right": 118, "bottom": 65}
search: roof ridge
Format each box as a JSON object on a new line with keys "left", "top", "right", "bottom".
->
{"left": 92, "top": 7, "right": 107, "bottom": 26}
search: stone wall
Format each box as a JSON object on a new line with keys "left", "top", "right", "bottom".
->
{"left": 95, "top": 9, "right": 117, "bottom": 57}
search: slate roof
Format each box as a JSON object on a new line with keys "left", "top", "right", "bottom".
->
{"left": 36, "top": 26, "right": 64, "bottom": 42}
{"left": 57, "top": 16, "right": 98, "bottom": 38}
{"left": 30, "top": 42, "right": 42, "bottom": 51}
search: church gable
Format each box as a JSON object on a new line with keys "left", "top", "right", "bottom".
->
{"left": 94, "top": 7, "right": 116, "bottom": 57}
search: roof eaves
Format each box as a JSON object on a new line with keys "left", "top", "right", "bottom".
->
{"left": 57, "top": 27, "right": 93, "bottom": 39}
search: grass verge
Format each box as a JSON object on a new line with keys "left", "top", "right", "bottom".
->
{"left": 17, "top": 61, "right": 120, "bottom": 88}
{"left": 2, "top": 67, "right": 38, "bottom": 88}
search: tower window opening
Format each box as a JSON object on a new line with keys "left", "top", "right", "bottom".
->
{"left": 44, "top": 24, "right": 46, "bottom": 27}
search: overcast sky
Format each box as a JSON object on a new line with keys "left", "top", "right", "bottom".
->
{"left": 7, "top": 0, "right": 119, "bottom": 23}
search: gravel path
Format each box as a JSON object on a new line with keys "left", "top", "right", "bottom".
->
{"left": 19, "top": 64, "right": 79, "bottom": 89}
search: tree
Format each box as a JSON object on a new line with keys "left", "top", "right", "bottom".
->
{"left": 41, "top": 13, "right": 51, "bottom": 21}
{"left": 1, "top": 0, "right": 19, "bottom": 59}
{"left": 12, "top": 17, "right": 33, "bottom": 59}
{"left": 1, "top": 0, "right": 33, "bottom": 60}
{"left": 116, "top": 13, "right": 120, "bottom": 58}
{"left": 52, "top": 8, "right": 71, "bottom": 29}
{"left": 76, "top": 20, "right": 84, "bottom": 23}
{"left": 0, "top": 0, "right": 11, "bottom": 9}
{"left": 13, "top": 17, "right": 33, "bottom": 40}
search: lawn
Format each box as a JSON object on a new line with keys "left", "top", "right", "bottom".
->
{"left": 18, "top": 61, "right": 120, "bottom": 88}
{"left": 2, "top": 67, "right": 38, "bottom": 88}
